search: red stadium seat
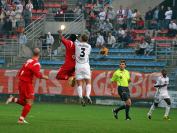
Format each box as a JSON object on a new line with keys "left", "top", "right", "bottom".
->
{"left": 32, "top": 16, "right": 42, "bottom": 20}
{"left": 156, "top": 43, "right": 171, "bottom": 47}
{"left": 0, "top": 41, "right": 5, "bottom": 45}
{"left": 128, "top": 43, "right": 137, "bottom": 47}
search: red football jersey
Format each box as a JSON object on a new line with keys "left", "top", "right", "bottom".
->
{"left": 61, "top": 37, "right": 75, "bottom": 67}
{"left": 17, "top": 58, "right": 42, "bottom": 83}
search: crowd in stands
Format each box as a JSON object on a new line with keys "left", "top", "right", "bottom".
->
{"left": 1, "top": 0, "right": 177, "bottom": 58}
{"left": 0, "top": 0, "right": 34, "bottom": 36}
{"left": 73, "top": 1, "right": 177, "bottom": 56}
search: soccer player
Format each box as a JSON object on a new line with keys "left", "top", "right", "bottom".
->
{"left": 75, "top": 34, "right": 92, "bottom": 106}
{"left": 56, "top": 30, "right": 77, "bottom": 87}
{"left": 6, "top": 48, "right": 48, "bottom": 124}
{"left": 147, "top": 69, "right": 171, "bottom": 120}
{"left": 111, "top": 60, "right": 132, "bottom": 120}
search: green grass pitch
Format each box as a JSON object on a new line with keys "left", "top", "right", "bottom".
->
{"left": 0, "top": 103, "right": 176, "bottom": 133}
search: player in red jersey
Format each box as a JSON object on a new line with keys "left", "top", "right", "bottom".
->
{"left": 56, "top": 30, "right": 77, "bottom": 86}
{"left": 6, "top": 48, "right": 48, "bottom": 124}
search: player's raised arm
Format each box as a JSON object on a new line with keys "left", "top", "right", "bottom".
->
{"left": 58, "top": 30, "right": 76, "bottom": 48}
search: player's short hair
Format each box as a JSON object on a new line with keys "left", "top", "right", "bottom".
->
{"left": 33, "top": 48, "right": 40, "bottom": 56}
{"left": 69, "top": 34, "right": 77, "bottom": 42}
{"left": 161, "top": 69, "right": 167, "bottom": 74}
{"left": 81, "top": 34, "right": 89, "bottom": 42}
{"left": 120, "top": 60, "right": 126, "bottom": 65}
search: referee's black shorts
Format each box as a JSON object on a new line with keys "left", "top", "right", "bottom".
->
{"left": 118, "top": 86, "right": 130, "bottom": 101}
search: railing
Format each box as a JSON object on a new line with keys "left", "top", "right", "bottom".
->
{"left": 63, "top": 13, "right": 85, "bottom": 37}
{"left": 155, "top": 38, "right": 176, "bottom": 66}
{"left": 25, "top": 14, "right": 46, "bottom": 41}
{"left": 0, "top": 39, "right": 19, "bottom": 67}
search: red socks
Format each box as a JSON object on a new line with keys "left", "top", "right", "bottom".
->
{"left": 21, "top": 104, "right": 31, "bottom": 118}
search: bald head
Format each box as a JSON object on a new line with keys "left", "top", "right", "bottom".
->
{"left": 33, "top": 48, "right": 40, "bottom": 57}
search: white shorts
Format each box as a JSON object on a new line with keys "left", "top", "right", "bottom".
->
{"left": 154, "top": 91, "right": 170, "bottom": 103}
{"left": 75, "top": 63, "right": 91, "bottom": 80}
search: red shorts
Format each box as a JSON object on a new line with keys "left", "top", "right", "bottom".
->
{"left": 56, "top": 65, "right": 75, "bottom": 80}
{"left": 18, "top": 80, "right": 35, "bottom": 100}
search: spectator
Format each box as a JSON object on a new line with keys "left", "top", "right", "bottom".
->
{"left": 117, "top": 5, "right": 125, "bottom": 28}
{"left": 16, "top": 16, "right": 25, "bottom": 34}
{"left": 126, "top": 7, "right": 133, "bottom": 29}
{"left": 23, "top": 5, "right": 32, "bottom": 27}
{"left": 60, "top": 1, "right": 68, "bottom": 12}
{"left": 153, "top": 7, "right": 159, "bottom": 21}
{"left": 122, "top": 31, "right": 133, "bottom": 47}
{"left": 94, "top": 45, "right": 109, "bottom": 61}
{"left": 99, "top": 8, "right": 106, "bottom": 21}
{"left": 15, "top": 1, "right": 23, "bottom": 13}
{"left": 19, "top": 32, "right": 27, "bottom": 45}
{"left": 38, "top": 0, "right": 44, "bottom": 10}
{"left": 168, "top": 20, "right": 177, "bottom": 37}
{"left": 46, "top": 32, "right": 54, "bottom": 56}
{"left": 145, "top": 39, "right": 155, "bottom": 55}
{"left": 32, "top": 0, "right": 38, "bottom": 10}
{"left": 135, "top": 39, "right": 148, "bottom": 55}
{"left": 3, "top": 17, "right": 12, "bottom": 36}
{"left": 107, "top": 32, "right": 116, "bottom": 48}
{"left": 0, "top": 8, "right": 5, "bottom": 23}
{"left": 158, "top": 5, "right": 165, "bottom": 29}
{"left": 11, "top": 16, "right": 17, "bottom": 34}
{"left": 117, "top": 27, "right": 125, "bottom": 42}
{"left": 107, "top": 6, "right": 116, "bottom": 25}
{"left": 165, "top": 7, "right": 173, "bottom": 29}
{"left": 19, "top": 32, "right": 28, "bottom": 57}
{"left": 145, "top": 7, "right": 153, "bottom": 29}
{"left": 144, "top": 31, "right": 152, "bottom": 44}
{"left": 26, "top": 0, "right": 33, "bottom": 12}
{"left": 96, "top": 32, "right": 105, "bottom": 48}
{"left": 88, "top": 10, "right": 97, "bottom": 29}
{"left": 132, "top": 9, "right": 141, "bottom": 29}
{"left": 136, "top": 17, "right": 144, "bottom": 29}
{"left": 150, "top": 19, "right": 158, "bottom": 30}
{"left": 73, "top": 5, "right": 82, "bottom": 17}
{"left": 54, "top": 9, "right": 64, "bottom": 21}
{"left": 104, "top": 19, "right": 113, "bottom": 32}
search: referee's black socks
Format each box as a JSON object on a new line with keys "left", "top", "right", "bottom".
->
{"left": 125, "top": 105, "right": 130, "bottom": 118}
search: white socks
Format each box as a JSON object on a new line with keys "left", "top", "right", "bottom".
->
{"left": 86, "top": 84, "right": 91, "bottom": 99}
{"left": 77, "top": 86, "right": 83, "bottom": 98}
{"left": 164, "top": 105, "right": 170, "bottom": 117}
{"left": 77, "top": 84, "right": 91, "bottom": 99}
{"left": 148, "top": 104, "right": 155, "bottom": 116}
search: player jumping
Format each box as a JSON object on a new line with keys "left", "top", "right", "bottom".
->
{"left": 6, "top": 48, "right": 49, "bottom": 124}
{"left": 147, "top": 69, "right": 171, "bottom": 120}
{"left": 56, "top": 30, "right": 77, "bottom": 87}
{"left": 75, "top": 34, "right": 92, "bottom": 106}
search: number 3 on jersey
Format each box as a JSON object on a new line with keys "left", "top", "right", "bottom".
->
{"left": 80, "top": 48, "right": 85, "bottom": 57}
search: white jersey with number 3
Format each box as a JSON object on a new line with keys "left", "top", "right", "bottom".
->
{"left": 75, "top": 41, "right": 91, "bottom": 64}
{"left": 75, "top": 41, "right": 91, "bottom": 80}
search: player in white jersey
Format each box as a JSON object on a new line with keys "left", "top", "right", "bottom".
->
{"left": 147, "top": 69, "right": 171, "bottom": 120}
{"left": 75, "top": 34, "right": 92, "bottom": 106}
